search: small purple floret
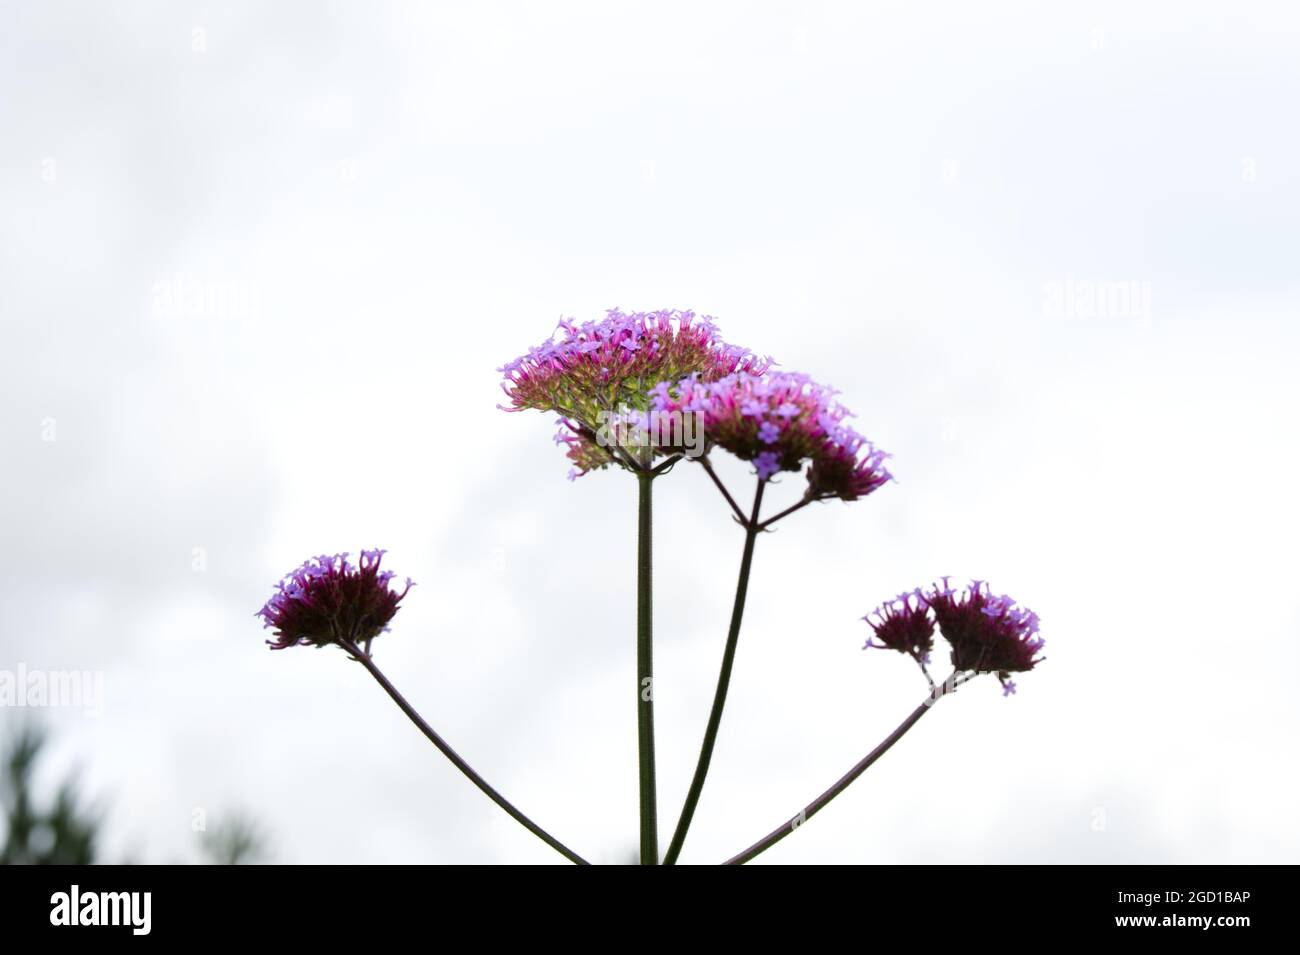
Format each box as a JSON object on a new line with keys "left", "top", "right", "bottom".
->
{"left": 754, "top": 451, "right": 781, "bottom": 480}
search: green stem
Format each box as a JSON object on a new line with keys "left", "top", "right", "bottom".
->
{"left": 722, "top": 684, "right": 948, "bottom": 865}
{"left": 637, "top": 471, "right": 658, "bottom": 864}
{"left": 342, "top": 640, "right": 590, "bottom": 865}
{"left": 663, "top": 478, "right": 765, "bottom": 864}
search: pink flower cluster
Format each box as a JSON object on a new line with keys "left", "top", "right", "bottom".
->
{"left": 500, "top": 309, "right": 771, "bottom": 479}
{"left": 648, "top": 370, "right": 893, "bottom": 499}
{"left": 500, "top": 309, "right": 771, "bottom": 419}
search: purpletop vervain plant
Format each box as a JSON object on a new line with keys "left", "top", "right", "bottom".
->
{"left": 260, "top": 307, "right": 1045, "bottom": 866}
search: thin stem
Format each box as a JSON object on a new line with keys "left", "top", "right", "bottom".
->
{"left": 757, "top": 495, "right": 815, "bottom": 530}
{"left": 699, "top": 455, "right": 747, "bottom": 524}
{"left": 636, "top": 472, "right": 658, "bottom": 864}
{"left": 606, "top": 438, "right": 643, "bottom": 473}
{"left": 721, "top": 678, "right": 954, "bottom": 865}
{"left": 663, "top": 478, "right": 766, "bottom": 864}
{"left": 651, "top": 453, "right": 683, "bottom": 475}
{"left": 913, "top": 651, "right": 936, "bottom": 690}
{"left": 341, "top": 640, "right": 590, "bottom": 866}
{"left": 589, "top": 395, "right": 643, "bottom": 473}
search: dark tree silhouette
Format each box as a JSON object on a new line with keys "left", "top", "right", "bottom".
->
{"left": 0, "top": 724, "right": 99, "bottom": 865}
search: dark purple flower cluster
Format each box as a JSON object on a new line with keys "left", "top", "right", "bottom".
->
{"left": 257, "top": 549, "right": 412, "bottom": 651}
{"left": 863, "top": 588, "right": 934, "bottom": 662}
{"left": 865, "top": 578, "right": 1043, "bottom": 694}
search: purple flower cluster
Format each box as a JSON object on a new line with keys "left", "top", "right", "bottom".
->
{"left": 865, "top": 578, "right": 1043, "bottom": 692}
{"left": 648, "top": 370, "right": 893, "bottom": 498}
{"left": 257, "top": 549, "right": 413, "bottom": 651}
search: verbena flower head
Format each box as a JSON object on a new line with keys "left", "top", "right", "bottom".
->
{"left": 864, "top": 578, "right": 1043, "bottom": 692}
{"left": 649, "top": 370, "right": 893, "bottom": 497}
{"left": 805, "top": 427, "right": 894, "bottom": 501}
{"left": 500, "top": 309, "right": 771, "bottom": 478}
{"left": 864, "top": 589, "right": 934, "bottom": 662}
{"left": 257, "top": 550, "right": 413, "bottom": 651}
{"left": 926, "top": 578, "right": 1043, "bottom": 685}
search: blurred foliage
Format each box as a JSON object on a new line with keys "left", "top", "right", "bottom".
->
{"left": 199, "top": 812, "right": 269, "bottom": 865}
{"left": 0, "top": 724, "right": 99, "bottom": 864}
{"left": 1, "top": 723, "right": 268, "bottom": 865}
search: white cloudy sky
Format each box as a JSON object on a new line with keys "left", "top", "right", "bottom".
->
{"left": 2, "top": 0, "right": 1298, "bottom": 864}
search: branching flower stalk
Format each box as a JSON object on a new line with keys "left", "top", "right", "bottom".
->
{"left": 256, "top": 308, "right": 1046, "bottom": 865}
{"left": 256, "top": 551, "right": 588, "bottom": 865}
{"left": 496, "top": 310, "right": 775, "bottom": 864}
{"left": 725, "top": 579, "right": 1044, "bottom": 864}
{"left": 654, "top": 370, "right": 894, "bottom": 862}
